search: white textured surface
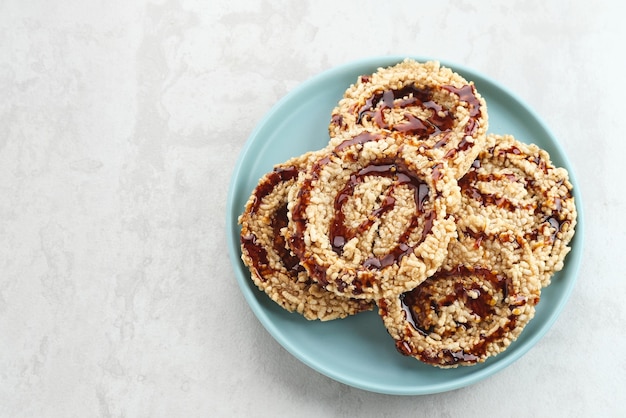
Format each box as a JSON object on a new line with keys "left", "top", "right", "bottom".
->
{"left": 1, "top": 0, "right": 624, "bottom": 416}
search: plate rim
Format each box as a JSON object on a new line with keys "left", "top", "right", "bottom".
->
{"left": 225, "top": 55, "right": 585, "bottom": 395}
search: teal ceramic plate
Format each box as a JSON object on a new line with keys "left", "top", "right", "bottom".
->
{"left": 226, "top": 56, "right": 584, "bottom": 395}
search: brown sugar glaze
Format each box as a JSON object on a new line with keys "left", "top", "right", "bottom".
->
{"left": 329, "top": 161, "right": 431, "bottom": 257}
{"left": 459, "top": 152, "right": 573, "bottom": 249}
{"left": 289, "top": 132, "right": 442, "bottom": 291}
{"left": 241, "top": 165, "right": 302, "bottom": 281}
{"left": 397, "top": 265, "right": 529, "bottom": 366}
{"left": 332, "top": 83, "right": 482, "bottom": 140}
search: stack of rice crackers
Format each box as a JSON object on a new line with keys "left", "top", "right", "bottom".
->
{"left": 238, "top": 59, "right": 577, "bottom": 368}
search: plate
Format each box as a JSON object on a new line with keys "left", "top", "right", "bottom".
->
{"left": 225, "top": 56, "right": 584, "bottom": 395}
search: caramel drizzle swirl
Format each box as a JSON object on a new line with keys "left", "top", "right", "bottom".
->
{"left": 346, "top": 83, "right": 482, "bottom": 138}
{"left": 289, "top": 133, "right": 441, "bottom": 289}
{"left": 241, "top": 166, "right": 302, "bottom": 281}
{"left": 458, "top": 154, "right": 572, "bottom": 248}
{"left": 395, "top": 265, "right": 533, "bottom": 365}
